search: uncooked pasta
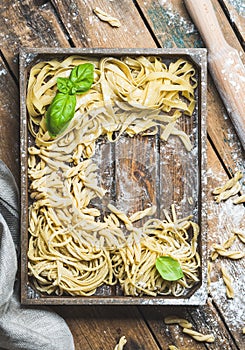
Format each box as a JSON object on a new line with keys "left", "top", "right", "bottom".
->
{"left": 114, "top": 336, "right": 127, "bottom": 350}
{"left": 164, "top": 315, "right": 215, "bottom": 343}
{"left": 27, "top": 55, "right": 196, "bottom": 150}
{"left": 210, "top": 229, "right": 244, "bottom": 261}
{"left": 232, "top": 229, "right": 245, "bottom": 244}
{"left": 93, "top": 7, "right": 121, "bottom": 27}
{"left": 212, "top": 170, "right": 243, "bottom": 195}
{"left": 221, "top": 265, "right": 234, "bottom": 299}
{"left": 212, "top": 170, "right": 243, "bottom": 203}
{"left": 164, "top": 316, "right": 192, "bottom": 329}
{"left": 213, "top": 182, "right": 241, "bottom": 203}
{"left": 211, "top": 244, "right": 244, "bottom": 261}
{"left": 182, "top": 328, "right": 215, "bottom": 343}
{"left": 26, "top": 55, "right": 200, "bottom": 297}
{"left": 222, "top": 235, "right": 237, "bottom": 249}
{"left": 233, "top": 194, "right": 245, "bottom": 204}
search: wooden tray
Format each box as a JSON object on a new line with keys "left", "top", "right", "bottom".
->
{"left": 20, "top": 48, "right": 207, "bottom": 305}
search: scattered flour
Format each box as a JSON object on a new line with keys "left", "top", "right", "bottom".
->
{"left": 0, "top": 68, "right": 7, "bottom": 76}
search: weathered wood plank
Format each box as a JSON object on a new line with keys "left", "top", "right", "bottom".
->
{"left": 51, "top": 0, "right": 156, "bottom": 48}
{"left": 206, "top": 140, "right": 245, "bottom": 349}
{"left": 0, "top": 55, "right": 19, "bottom": 180}
{"left": 206, "top": 77, "right": 245, "bottom": 174}
{"left": 139, "top": 140, "right": 244, "bottom": 349}
{"left": 211, "top": 0, "right": 245, "bottom": 55}
{"left": 219, "top": 0, "right": 245, "bottom": 47}
{"left": 158, "top": 105, "right": 199, "bottom": 220}
{"left": 92, "top": 140, "right": 115, "bottom": 216}
{"left": 136, "top": 0, "right": 245, "bottom": 175}
{"left": 1, "top": 0, "right": 244, "bottom": 348}
{"left": 140, "top": 305, "right": 206, "bottom": 350}
{"left": 0, "top": 0, "right": 69, "bottom": 76}
{"left": 54, "top": 305, "right": 161, "bottom": 350}
{"left": 115, "top": 135, "right": 158, "bottom": 219}
{"left": 140, "top": 298, "right": 239, "bottom": 349}
{"left": 137, "top": 0, "right": 203, "bottom": 48}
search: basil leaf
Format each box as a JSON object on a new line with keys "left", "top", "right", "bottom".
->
{"left": 155, "top": 256, "right": 184, "bottom": 281}
{"left": 69, "top": 63, "right": 94, "bottom": 93}
{"left": 46, "top": 63, "right": 94, "bottom": 138}
{"left": 57, "top": 77, "right": 75, "bottom": 94}
{"left": 46, "top": 93, "right": 76, "bottom": 137}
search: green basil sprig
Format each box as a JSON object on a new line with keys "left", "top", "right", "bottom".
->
{"left": 46, "top": 63, "right": 94, "bottom": 137}
{"left": 69, "top": 63, "right": 94, "bottom": 93}
{"left": 155, "top": 256, "right": 184, "bottom": 281}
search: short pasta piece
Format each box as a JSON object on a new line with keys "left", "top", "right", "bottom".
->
{"left": 212, "top": 171, "right": 243, "bottom": 195}
{"left": 223, "top": 235, "right": 237, "bottom": 249}
{"left": 221, "top": 265, "right": 234, "bottom": 299}
{"left": 210, "top": 250, "right": 219, "bottom": 261}
{"left": 213, "top": 182, "right": 241, "bottom": 203}
{"left": 169, "top": 346, "right": 179, "bottom": 350}
{"left": 182, "top": 328, "right": 215, "bottom": 343}
{"left": 233, "top": 194, "right": 245, "bottom": 204}
{"left": 114, "top": 336, "right": 127, "bottom": 350}
{"left": 93, "top": 7, "right": 121, "bottom": 27}
{"left": 211, "top": 244, "right": 245, "bottom": 260}
{"left": 211, "top": 234, "right": 237, "bottom": 261}
{"left": 164, "top": 316, "right": 193, "bottom": 329}
{"left": 232, "top": 229, "right": 245, "bottom": 244}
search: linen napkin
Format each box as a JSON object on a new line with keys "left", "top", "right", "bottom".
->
{"left": 0, "top": 160, "right": 75, "bottom": 350}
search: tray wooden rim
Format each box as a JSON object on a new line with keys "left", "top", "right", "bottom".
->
{"left": 19, "top": 47, "right": 207, "bottom": 305}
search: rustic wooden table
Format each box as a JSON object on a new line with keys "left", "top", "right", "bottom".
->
{"left": 0, "top": 0, "right": 244, "bottom": 349}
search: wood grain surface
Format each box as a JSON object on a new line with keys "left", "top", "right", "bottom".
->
{"left": 0, "top": 0, "right": 244, "bottom": 349}
{"left": 0, "top": 56, "right": 19, "bottom": 179}
{"left": 219, "top": 0, "right": 245, "bottom": 47}
{"left": 184, "top": 0, "right": 245, "bottom": 150}
{"left": 51, "top": 0, "right": 156, "bottom": 48}
{"left": 136, "top": 0, "right": 245, "bottom": 173}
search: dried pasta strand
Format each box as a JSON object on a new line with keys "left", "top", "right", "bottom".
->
{"left": 211, "top": 231, "right": 241, "bottom": 260}
{"left": 233, "top": 194, "right": 245, "bottom": 204}
{"left": 114, "top": 336, "right": 127, "bottom": 350}
{"left": 93, "top": 7, "right": 121, "bottom": 27}
{"left": 214, "top": 182, "right": 241, "bottom": 203}
{"left": 232, "top": 229, "right": 245, "bottom": 244}
{"left": 243, "top": 327, "right": 245, "bottom": 334}
{"left": 182, "top": 328, "right": 215, "bottom": 343}
{"left": 223, "top": 235, "right": 237, "bottom": 249}
{"left": 210, "top": 251, "right": 219, "bottom": 261}
{"left": 221, "top": 265, "right": 234, "bottom": 299}
{"left": 207, "top": 261, "right": 212, "bottom": 287}
{"left": 164, "top": 316, "right": 193, "bottom": 329}
{"left": 129, "top": 206, "right": 156, "bottom": 223}
{"left": 212, "top": 171, "right": 243, "bottom": 195}
{"left": 211, "top": 244, "right": 245, "bottom": 260}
